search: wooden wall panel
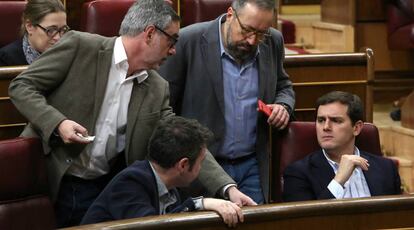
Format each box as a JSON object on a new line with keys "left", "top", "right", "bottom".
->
{"left": 312, "top": 22, "right": 354, "bottom": 52}
{"left": 293, "top": 83, "right": 367, "bottom": 121}
{"left": 401, "top": 90, "right": 414, "bottom": 129}
{"left": 286, "top": 65, "right": 366, "bottom": 82}
{"left": 282, "top": 0, "right": 320, "bottom": 5}
{"left": 356, "top": 23, "right": 414, "bottom": 72}
{"left": 354, "top": 23, "right": 414, "bottom": 103}
{"left": 356, "top": 0, "right": 386, "bottom": 22}
{"left": 321, "top": 0, "right": 355, "bottom": 25}
{"left": 285, "top": 50, "right": 373, "bottom": 122}
{"left": 66, "top": 0, "right": 86, "bottom": 30}
{"left": 373, "top": 70, "right": 414, "bottom": 103}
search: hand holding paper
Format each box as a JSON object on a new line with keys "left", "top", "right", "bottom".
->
{"left": 258, "top": 99, "right": 272, "bottom": 117}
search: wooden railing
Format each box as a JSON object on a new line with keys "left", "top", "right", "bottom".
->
{"left": 63, "top": 195, "right": 414, "bottom": 230}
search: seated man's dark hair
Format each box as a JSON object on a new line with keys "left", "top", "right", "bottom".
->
{"left": 148, "top": 116, "right": 213, "bottom": 169}
{"left": 316, "top": 91, "right": 364, "bottom": 125}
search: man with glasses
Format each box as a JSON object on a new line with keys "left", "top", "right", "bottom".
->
{"left": 154, "top": 25, "right": 178, "bottom": 48}
{"left": 159, "top": 0, "right": 295, "bottom": 204}
{"left": 10, "top": 0, "right": 245, "bottom": 227}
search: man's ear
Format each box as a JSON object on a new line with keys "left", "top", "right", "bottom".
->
{"left": 176, "top": 157, "right": 190, "bottom": 173}
{"left": 353, "top": 120, "right": 364, "bottom": 136}
{"left": 144, "top": 25, "right": 156, "bottom": 43}
{"left": 226, "top": 6, "right": 234, "bottom": 19}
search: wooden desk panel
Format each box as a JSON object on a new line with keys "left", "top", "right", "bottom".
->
{"left": 0, "top": 66, "right": 27, "bottom": 140}
{"left": 0, "top": 66, "right": 27, "bottom": 97}
{"left": 64, "top": 195, "right": 414, "bottom": 230}
{"left": 0, "top": 125, "right": 25, "bottom": 140}
{"left": 0, "top": 98, "right": 26, "bottom": 124}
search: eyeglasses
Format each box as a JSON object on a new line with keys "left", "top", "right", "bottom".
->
{"left": 154, "top": 25, "right": 178, "bottom": 48}
{"left": 36, "top": 24, "right": 70, "bottom": 38}
{"left": 232, "top": 8, "right": 271, "bottom": 42}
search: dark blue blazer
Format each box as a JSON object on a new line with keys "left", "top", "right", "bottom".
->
{"left": 282, "top": 150, "right": 402, "bottom": 202}
{"left": 0, "top": 39, "right": 27, "bottom": 66}
{"left": 81, "top": 160, "right": 195, "bottom": 225}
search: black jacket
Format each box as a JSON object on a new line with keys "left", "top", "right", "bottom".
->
{"left": 81, "top": 160, "right": 195, "bottom": 225}
{"left": 283, "top": 150, "right": 402, "bottom": 202}
{"left": 0, "top": 39, "right": 27, "bottom": 66}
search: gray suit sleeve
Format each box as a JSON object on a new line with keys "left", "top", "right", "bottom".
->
{"left": 159, "top": 77, "right": 176, "bottom": 119}
{"left": 197, "top": 149, "right": 235, "bottom": 197}
{"left": 272, "top": 30, "right": 295, "bottom": 111}
{"left": 8, "top": 31, "right": 80, "bottom": 144}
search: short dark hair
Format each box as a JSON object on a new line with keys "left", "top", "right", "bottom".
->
{"left": 316, "top": 91, "right": 364, "bottom": 125}
{"left": 148, "top": 117, "right": 213, "bottom": 170}
{"left": 232, "top": 0, "right": 276, "bottom": 12}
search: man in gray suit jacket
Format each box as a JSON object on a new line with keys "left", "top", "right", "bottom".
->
{"left": 9, "top": 0, "right": 249, "bottom": 227}
{"left": 159, "top": 0, "right": 295, "bottom": 204}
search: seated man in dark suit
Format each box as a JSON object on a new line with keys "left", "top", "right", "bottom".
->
{"left": 283, "top": 91, "right": 402, "bottom": 202}
{"left": 81, "top": 117, "right": 243, "bottom": 227}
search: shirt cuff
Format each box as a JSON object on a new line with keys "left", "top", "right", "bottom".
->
{"left": 278, "top": 103, "right": 292, "bottom": 115}
{"left": 328, "top": 179, "right": 345, "bottom": 199}
{"left": 221, "top": 184, "right": 237, "bottom": 199}
{"left": 192, "top": 196, "right": 204, "bottom": 210}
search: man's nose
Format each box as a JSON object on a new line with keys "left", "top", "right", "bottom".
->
{"left": 168, "top": 46, "right": 176, "bottom": 56}
{"left": 245, "top": 34, "right": 259, "bottom": 45}
{"left": 323, "top": 121, "right": 331, "bottom": 130}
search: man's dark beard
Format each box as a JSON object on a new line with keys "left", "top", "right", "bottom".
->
{"left": 225, "top": 26, "right": 257, "bottom": 63}
{"left": 226, "top": 42, "right": 257, "bottom": 63}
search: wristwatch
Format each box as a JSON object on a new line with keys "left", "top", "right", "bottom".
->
{"left": 278, "top": 103, "right": 292, "bottom": 115}
{"left": 192, "top": 196, "right": 204, "bottom": 210}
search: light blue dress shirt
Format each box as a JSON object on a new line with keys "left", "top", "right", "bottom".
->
{"left": 149, "top": 162, "right": 177, "bottom": 214}
{"left": 217, "top": 16, "right": 259, "bottom": 159}
{"left": 323, "top": 147, "right": 372, "bottom": 199}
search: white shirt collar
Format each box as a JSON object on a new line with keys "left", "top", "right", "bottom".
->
{"left": 113, "top": 37, "right": 148, "bottom": 84}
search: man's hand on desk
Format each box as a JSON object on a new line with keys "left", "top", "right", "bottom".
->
{"left": 227, "top": 186, "right": 257, "bottom": 207}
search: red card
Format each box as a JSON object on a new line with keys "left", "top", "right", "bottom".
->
{"left": 258, "top": 100, "right": 272, "bottom": 117}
